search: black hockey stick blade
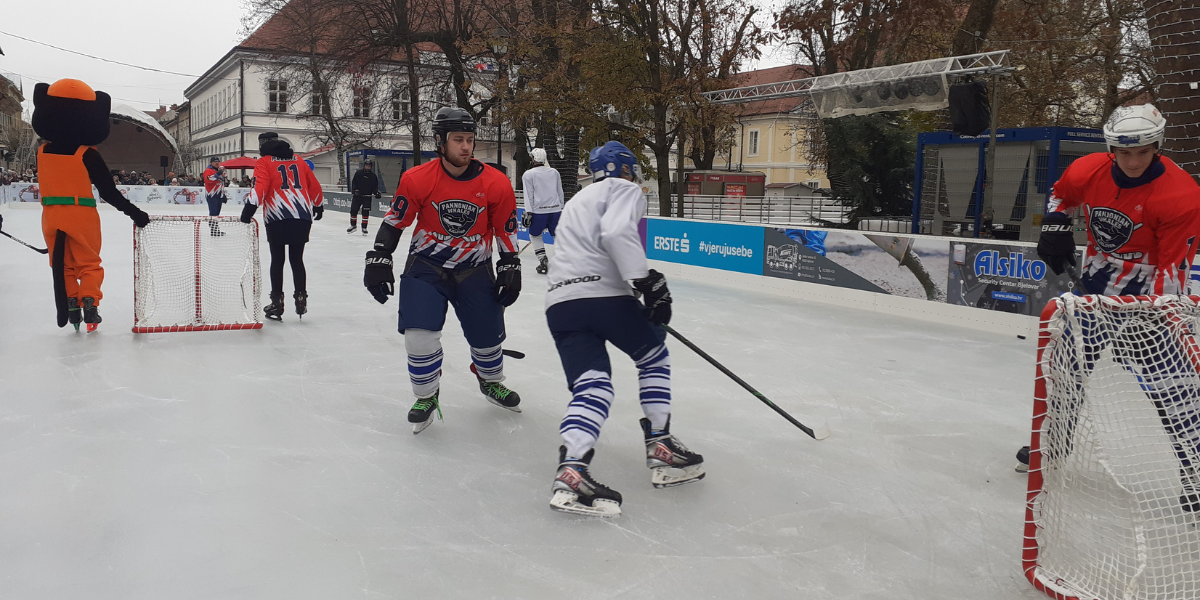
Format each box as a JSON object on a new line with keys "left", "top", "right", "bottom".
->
{"left": 663, "top": 324, "right": 830, "bottom": 440}
{"left": 1, "top": 230, "right": 49, "bottom": 254}
{"left": 502, "top": 349, "right": 525, "bottom": 359}
{"left": 52, "top": 230, "right": 68, "bottom": 328}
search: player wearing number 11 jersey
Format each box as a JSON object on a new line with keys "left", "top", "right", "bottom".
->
{"left": 240, "top": 132, "right": 324, "bottom": 320}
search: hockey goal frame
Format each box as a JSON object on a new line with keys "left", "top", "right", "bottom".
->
{"left": 132, "top": 215, "right": 263, "bottom": 333}
{"left": 1023, "top": 293, "right": 1200, "bottom": 600}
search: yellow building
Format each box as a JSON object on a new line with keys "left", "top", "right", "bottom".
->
{"left": 722, "top": 65, "right": 829, "bottom": 191}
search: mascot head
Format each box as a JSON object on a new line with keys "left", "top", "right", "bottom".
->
{"left": 32, "top": 79, "right": 111, "bottom": 146}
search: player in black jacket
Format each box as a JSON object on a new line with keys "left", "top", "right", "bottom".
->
{"left": 348, "top": 160, "right": 381, "bottom": 236}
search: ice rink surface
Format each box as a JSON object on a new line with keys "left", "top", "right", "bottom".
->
{"left": 0, "top": 203, "right": 1047, "bottom": 599}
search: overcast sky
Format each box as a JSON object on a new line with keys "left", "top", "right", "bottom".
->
{"left": 1, "top": 0, "right": 794, "bottom": 116}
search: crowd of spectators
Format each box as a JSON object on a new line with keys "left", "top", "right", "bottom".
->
{"left": 0, "top": 168, "right": 37, "bottom": 185}
{"left": 3, "top": 166, "right": 254, "bottom": 188}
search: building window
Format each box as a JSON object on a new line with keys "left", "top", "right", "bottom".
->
{"left": 268, "top": 80, "right": 289, "bottom": 113}
{"left": 311, "top": 90, "right": 326, "bottom": 116}
{"left": 391, "top": 88, "right": 410, "bottom": 120}
{"left": 353, "top": 87, "right": 372, "bottom": 118}
{"left": 807, "top": 180, "right": 821, "bottom": 189}
{"left": 748, "top": 130, "right": 760, "bottom": 157}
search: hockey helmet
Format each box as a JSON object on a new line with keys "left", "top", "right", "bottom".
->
{"left": 1104, "top": 104, "right": 1166, "bottom": 149}
{"left": 589, "top": 141, "right": 640, "bottom": 182}
{"left": 432, "top": 107, "right": 476, "bottom": 147}
{"left": 530, "top": 147, "right": 547, "bottom": 165}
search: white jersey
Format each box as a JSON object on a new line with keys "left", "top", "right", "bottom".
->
{"left": 545, "top": 177, "right": 649, "bottom": 309}
{"left": 521, "top": 165, "right": 564, "bottom": 214}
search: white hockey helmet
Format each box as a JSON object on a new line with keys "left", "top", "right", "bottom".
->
{"left": 1103, "top": 104, "right": 1166, "bottom": 149}
{"left": 530, "top": 148, "right": 547, "bottom": 164}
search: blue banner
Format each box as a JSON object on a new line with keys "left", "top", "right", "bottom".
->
{"left": 645, "top": 219, "right": 763, "bottom": 275}
{"left": 516, "top": 208, "right": 554, "bottom": 244}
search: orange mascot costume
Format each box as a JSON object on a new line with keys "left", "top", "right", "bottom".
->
{"left": 32, "top": 79, "right": 149, "bottom": 331}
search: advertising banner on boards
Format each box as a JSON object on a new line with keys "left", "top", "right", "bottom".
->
{"left": 946, "top": 242, "right": 1077, "bottom": 315}
{"left": 645, "top": 219, "right": 763, "bottom": 275}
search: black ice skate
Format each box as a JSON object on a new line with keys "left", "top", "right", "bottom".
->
{"left": 66, "top": 297, "right": 82, "bottom": 331}
{"left": 408, "top": 392, "right": 441, "bottom": 434}
{"left": 641, "top": 417, "right": 705, "bottom": 488}
{"left": 536, "top": 256, "right": 548, "bottom": 274}
{"left": 1182, "top": 466, "right": 1200, "bottom": 513}
{"left": 347, "top": 225, "right": 358, "bottom": 234}
{"left": 294, "top": 291, "right": 308, "bottom": 319}
{"left": 264, "top": 291, "right": 285, "bottom": 321}
{"left": 81, "top": 297, "right": 101, "bottom": 333}
{"left": 362, "top": 227, "right": 369, "bottom": 236}
{"left": 1016, "top": 445, "right": 1031, "bottom": 473}
{"left": 550, "top": 446, "right": 622, "bottom": 517}
{"left": 470, "top": 363, "right": 521, "bottom": 412}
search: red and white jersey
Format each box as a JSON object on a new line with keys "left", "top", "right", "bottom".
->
{"left": 250, "top": 155, "right": 323, "bottom": 224}
{"left": 382, "top": 159, "right": 519, "bottom": 269}
{"left": 202, "top": 166, "right": 224, "bottom": 198}
{"left": 1049, "top": 153, "right": 1200, "bottom": 295}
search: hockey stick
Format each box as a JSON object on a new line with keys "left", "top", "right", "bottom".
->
{"left": 663, "top": 324, "right": 831, "bottom": 440}
{"left": 1, "top": 230, "right": 49, "bottom": 254}
{"left": 503, "top": 349, "right": 525, "bottom": 359}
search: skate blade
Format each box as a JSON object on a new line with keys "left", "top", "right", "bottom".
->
{"left": 72, "top": 323, "right": 80, "bottom": 332}
{"left": 265, "top": 314, "right": 282, "bottom": 321}
{"left": 411, "top": 416, "right": 436, "bottom": 435}
{"left": 651, "top": 464, "right": 706, "bottom": 488}
{"left": 485, "top": 397, "right": 522, "bottom": 413}
{"left": 549, "top": 491, "right": 621, "bottom": 517}
{"left": 1015, "top": 462, "right": 1029, "bottom": 474}
{"left": 86, "top": 323, "right": 99, "bottom": 333}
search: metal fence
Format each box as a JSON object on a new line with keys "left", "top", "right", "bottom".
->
{"left": 644, "top": 194, "right": 850, "bottom": 226}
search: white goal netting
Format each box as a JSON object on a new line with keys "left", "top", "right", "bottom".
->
{"left": 133, "top": 216, "right": 262, "bottom": 332}
{"left": 1025, "top": 295, "right": 1200, "bottom": 600}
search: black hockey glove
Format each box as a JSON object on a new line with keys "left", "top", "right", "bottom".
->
{"left": 633, "top": 269, "right": 672, "bottom": 325}
{"left": 364, "top": 250, "right": 395, "bottom": 304}
{"left": 313, "top": 204, "right": 324, "bottom": 221}
{"left": 1037, "top": 212, "right": 1076, "bottom": 276}
{"left": 240, "top": 202, "right": 257, "bottom": 224}
{"left": 521, "top": 211, "right": 533, "bottom": 229}
{"left": 129, "top": 206, "right": 150, "bottom": 228}
{"left": 494, "top": 252, "right": 522, "bottom": 307}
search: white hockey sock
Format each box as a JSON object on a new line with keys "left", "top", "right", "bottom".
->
{"left": 470, "top": 344, "right": 504, "bottom": 382}
{"left": 531, "top": 236, "right": 546, "bottom": 259}
{"left": 560, "top": 369, "right": 614, "bottom": 459}
{"left": 405, "top": 328, "right": 443, "bottom": 398}
{"left": 635, "top": 343, "right": 671, "bottom": 431}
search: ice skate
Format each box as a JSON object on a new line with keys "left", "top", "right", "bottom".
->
{"left": 81, "top": 297, "right": 101, "bottom": 333}
{"left": 294, "top": 291, "right": 308, "bottom": 319}
{"left": 536, "top": 256, "right": 548, "bottom": 274}
{"left": 1015, "top": 445, "right": 1030, "bottom": 473}
{"left": 66, "top": 297, "right": 82, "bottom": 331}
{"left": 408, "top": 392, "right": 441, "bottom": 434}
{"left": 347, "top": 225, "right": 357, "bottom": 234}
{"left": 470, "top": 363, "right": 521, "bottom": 412}
{"left": 362, "top": 227, "right": 369, "bottom": 236}
{"left": 550, "top": 446, "right": 622, "bottom": 517}
{"left": 1182, "top": 466, "right": 1200, "bottom": 513}
{"left": 641, "top": 417, "right": 705, "bottom": 488}
{"left": 264, "top": 291, "right": 285, "bottom": 321}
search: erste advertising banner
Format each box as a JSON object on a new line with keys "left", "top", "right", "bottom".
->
{"left": 645, "top": 219, "right": 763, "bottom": 275}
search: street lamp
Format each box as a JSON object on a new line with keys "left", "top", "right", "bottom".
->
{"left": 491, "top": 28, "right": 510, "bottom": 174}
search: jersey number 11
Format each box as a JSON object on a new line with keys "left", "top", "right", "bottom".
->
{"left": 277, "top": 164, "right": 304, "bottom": 190}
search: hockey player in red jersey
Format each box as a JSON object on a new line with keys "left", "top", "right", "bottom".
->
{"left": 363, "top": 107, "right": 523, "bottom": 434}
{"left": 240, "top": 132, "right": 324, "bottom": 320}
{"left": 1022, "top": 105, "right": 1200, "bottom": 513}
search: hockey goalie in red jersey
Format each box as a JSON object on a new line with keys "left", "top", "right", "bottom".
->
{"left": 363, "top": 107, "right": 522, "bottom": 434}
{"left": 1037, "top": 104, "right": 1200, "bottom": 296}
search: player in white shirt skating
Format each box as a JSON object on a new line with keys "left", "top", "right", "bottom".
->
{"left": 543, "top": 141, "right": 704, "bottom": 517}
{"left": 520, "top": 148, "right": 564, "bottom": 274}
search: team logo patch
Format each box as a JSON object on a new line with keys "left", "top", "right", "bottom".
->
{"left": 1088, "top": 206, "right": 1142, "bottom": 253}
{"left": 433, "top": 199, "right": 485, "bottom": 238}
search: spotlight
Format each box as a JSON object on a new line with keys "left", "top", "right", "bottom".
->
{"left": 894, "top": 82, "right": 910, "bottom": 100}
{"left": 876, "top": 84, "right": 892, "bottom": 101}
{"left": 851, "top": 87, "right": 865, "bottom": 103}
{"left": 923, "top": 78, "right": 942, "bottom": 96}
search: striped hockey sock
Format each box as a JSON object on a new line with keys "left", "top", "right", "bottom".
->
{"left": 405, "top": 328, "right": 443, "bottom": 398}
{"left": 560, "top": 370, "right": 615, "bottom": 459}
{"left": 470, "top": 344, "right": 504, "bottom": 381}
{"left": 636, "top": 343, "right": 671, "bottom": 432}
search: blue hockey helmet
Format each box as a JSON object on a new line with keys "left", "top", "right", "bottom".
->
{"left": 589, "top": 141, "right": 640, "bottom": 182}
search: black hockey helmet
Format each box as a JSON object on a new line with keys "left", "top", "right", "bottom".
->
{"left": 432, "top": 107, "right": 476, "bottom": 148}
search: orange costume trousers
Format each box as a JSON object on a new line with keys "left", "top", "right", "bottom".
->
{"left": 42, "top": 205, "right": 104, "bottom": 303}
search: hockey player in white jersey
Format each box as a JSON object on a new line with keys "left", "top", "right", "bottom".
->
{"left": 520, "top": 148, "right": 564, "bottom": 274}
{"left": 544, "top": 141, "right": 704, "bottom": 517}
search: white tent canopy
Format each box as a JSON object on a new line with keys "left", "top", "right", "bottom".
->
{"left": 95, "top": 104, "right": 179, "bottom": 177}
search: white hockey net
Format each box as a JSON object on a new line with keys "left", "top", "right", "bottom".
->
{"left": 133, "top": 216, "right": 262, "bottom": 332}
{"left": 1025, "top": 294, "right": 1200, "bottom": 600}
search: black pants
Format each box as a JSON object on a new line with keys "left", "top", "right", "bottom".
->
{"left": 265, "top": 219, "right": 311, "bottom": 295}
{"left": 350, "top": 195, "right": 372, "bottom": 219}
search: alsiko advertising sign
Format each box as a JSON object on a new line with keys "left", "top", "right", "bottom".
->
{"left": 645, "top": 219, "right": 763, "bottom": 275}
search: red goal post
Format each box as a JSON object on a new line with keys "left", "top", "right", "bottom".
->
{"left": 1024, "top": 294, "right": 1200, "bottom": 600}
{"left": 133, "top": 215, "right": 262, "bottom": 333}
